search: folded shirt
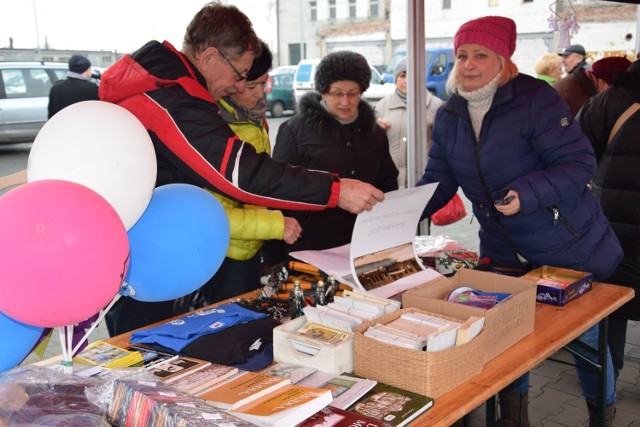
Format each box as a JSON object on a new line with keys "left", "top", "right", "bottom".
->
{"left": 130, "top": 303, "right": 266, "bottom": 352}
{"left": 183, "top": 317, "right": 280, "bottom": 367}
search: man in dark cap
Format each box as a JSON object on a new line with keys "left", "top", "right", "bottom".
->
{"left": 48, "top": 55, "right": 98, "bottom": 118}
{"left": 559, "top": 44, "right": 591, "bottom": 74}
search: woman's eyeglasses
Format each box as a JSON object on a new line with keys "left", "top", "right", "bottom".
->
{"left": 327, "top": 91, "right": 361, "bottom": 100}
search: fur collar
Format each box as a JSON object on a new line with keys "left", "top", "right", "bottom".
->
{"left": 297, "top": 92, "right": 379, "bottom": 137}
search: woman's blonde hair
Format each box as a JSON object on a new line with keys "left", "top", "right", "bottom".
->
{"left": 446, "top": 53, "right": 518, "bottom": 95}
{"left": 534, "top": 53, "right": 562, "bottom": 76}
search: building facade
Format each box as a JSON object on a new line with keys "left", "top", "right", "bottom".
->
{"left": 272, "top": 0, "right": 638, "bottom": 76}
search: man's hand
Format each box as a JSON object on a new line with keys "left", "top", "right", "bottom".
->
{"left": 377, "top": 118, "right": 391, "bottom": 130}
{"left": 338, "top": 178, "right": 384, "bottom": 214}
{"left": 282, "top": 217, "right": 302, "bottom": 244}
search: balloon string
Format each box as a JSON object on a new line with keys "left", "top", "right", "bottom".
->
{"left": 66, "top": 324, "right": 73, "bottom": 365}
{"left": 71, "top": 293, "right": 121, "bottom": 356}
{"left": 56, "top": 327, "right": 73, "bottom": 374}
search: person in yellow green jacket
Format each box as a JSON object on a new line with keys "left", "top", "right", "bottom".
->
{"left": 200, "top": 41, "right": 302, "bottom": 304}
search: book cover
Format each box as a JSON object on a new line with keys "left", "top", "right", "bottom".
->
{"left": 197, "top": 371, "right": 291, "bottom": 410}
{"left": 169, "top": 362, "right": 239, "bottom": 394}
{"left": 297, "top": 322, "right": 352, "bottom": 345}
{"left": 298, "top": 371, "right": 377, "bottom": 409}
{"left": 262, "top": 363, "right": 318, "bottom": 384}
{"left": 73, "top": 340, "right": 142, "bottom": 368}
{"left": 230, "top": 384, "right": 333, "bottom": 427}
{"left": 346, "top": 381, "right": 434, "bottom": 427}
{"left": 296, "top": 405, "right": 392, "bottom": 427}
{"left": 150, "top": 356, "right": 211, "bottom": 383}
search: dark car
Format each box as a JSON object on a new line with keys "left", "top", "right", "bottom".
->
{"left": 265, "top": 66, "right": 295, "bottom": 118}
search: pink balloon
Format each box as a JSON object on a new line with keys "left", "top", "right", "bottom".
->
{"left": 0, "top": 180, "right": 129, "bottom": 328}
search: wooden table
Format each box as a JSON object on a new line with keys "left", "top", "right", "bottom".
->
{"left": 105, "top": 283, "right": 632, "bottom": 426}
{"left": 411, "top": 282, "right": 634, "bottom": 427}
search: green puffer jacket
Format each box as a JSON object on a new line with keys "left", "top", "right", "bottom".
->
{"left": 213, "top": 99, "right": 284, "bottom": 261}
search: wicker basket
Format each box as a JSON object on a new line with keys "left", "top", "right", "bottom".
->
{"left": 354, "top": 307, "right": 485, "bottom": 398}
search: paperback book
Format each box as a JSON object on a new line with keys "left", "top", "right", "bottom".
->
{"left": 150, "top": 356, "right": 211, "bottom": 383}
{"left": 297, "top": 371, "right": 377, "bottom": 409}
{"left": 346, "top": 380, "right": 434, "bottom": 427}
{"left": 73, "top": 340, "right": 143, "bottom": 368}
{"left": 229, "top": 384, "right": 333, "bottom": 427}
{"left": 197, "top": 371, "right": 291, "bottom": 410}
{"left": 261, "top": 363, "right": 318, "bottom": 384}
{"left": 169, "top": 362, "right": 239, "bottom": 394}
{"left": 296, "top": 405, "right": 392, "bottom": 427}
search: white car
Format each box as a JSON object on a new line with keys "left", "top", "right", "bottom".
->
{"left": 293, "top": 58, "right": 395, "bottom": 107}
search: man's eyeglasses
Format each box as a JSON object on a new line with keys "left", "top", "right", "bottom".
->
{"left": 327, "top": 91, "right": 361, "bottom": 100}
{"left": 218, "top": 50, "right": 248, "bottom": 82}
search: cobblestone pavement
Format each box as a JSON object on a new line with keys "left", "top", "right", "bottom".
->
{"left": 21, "top": 191, "right": 640, "bottom": 426}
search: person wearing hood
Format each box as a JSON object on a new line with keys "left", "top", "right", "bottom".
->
{"left": 99, "top": 3, "right": 384, "bottom": 335}
{"left": 272, "top": 50, "right": 398, "bottom": 255}
{"left": 199, "top": 41, "right": 302, "bottom": 305}
{"left": 48, "top": 55, "right": 98, "bottom": 118}
{"left": 417, "top": 16, "right": 622, "bottom": 426}
{"left": 375, "top": 58, "right": 444, "bottom": 188}
{"left": 577, "top": 59, "right": 640, "bottom": 386}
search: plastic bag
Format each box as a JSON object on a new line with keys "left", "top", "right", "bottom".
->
{"left": 431, "top": 194, "right": 467, "bottom": 226}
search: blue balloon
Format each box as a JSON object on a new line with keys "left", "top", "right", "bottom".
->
{"left": 0, "top": 311, "right": 44, "bottom": 372}
{"left": 125, "top": 184, "right": 230, "bottom": 302}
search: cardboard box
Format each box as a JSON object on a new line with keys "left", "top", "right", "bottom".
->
{"left": 273, "top": 316, "right": 354, "bottom": 374}
{"left": 402, "top": 269, "right": 536, "bottom": 363}
{"left": 353, "top": 307, "right": 485, "bottom": 398}
{"left": 523, "top": 266, "right": 593, "bottom": 306}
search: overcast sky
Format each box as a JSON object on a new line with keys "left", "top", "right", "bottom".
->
{"left": 0, "top": 1, "right": 274, "bottom": 54}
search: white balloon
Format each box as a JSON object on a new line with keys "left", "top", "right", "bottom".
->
{"left": 27, "top": 101, "right": 156, "bottom": 230}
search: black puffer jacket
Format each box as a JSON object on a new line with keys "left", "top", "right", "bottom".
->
{"left": 273, "top": 92, "right": 399, "bottom": 252}
{"left": 48, "top": 75, "right": 99, "bottom": 118}
{"left": 577, "top": 63, "right": 640, "bottom": 319}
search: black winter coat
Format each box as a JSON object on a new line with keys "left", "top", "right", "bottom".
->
{"left": 273, "top": 93, "right": 399, "bottom": 252}
{"left": 48, "top": 76, "right": 99, "bottom": 118}
{"left": 577, "top": 72, "right": 640, "bottom": 320}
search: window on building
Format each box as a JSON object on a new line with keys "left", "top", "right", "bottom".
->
{"left": 488, "top": 0, "right": 499, "bottom": 6}
{"left": 443, "top": 0, "right": 451, "bottom": 9}
{"left": 310, "top": 1, "right": 317, "bottom": 22}
{"left": 329, "top": 0, "right": 336, "bottom": 20}
{"left": 370, "top": 0, "right": 379, "bottom": 17}
{"left": 41, "top": 56, "right": 54, "bottom": 62}
{"left": 349, "top": 0, "right": 356, "bottom": 17}
{"left": 289, "top": 43, "right": 306, "bottom": 65}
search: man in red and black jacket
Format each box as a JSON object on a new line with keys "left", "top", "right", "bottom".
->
{"left": 99, "top": 3, "right": 384, "bottom": 335}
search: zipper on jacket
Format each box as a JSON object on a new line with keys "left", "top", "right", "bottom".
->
{"left": 551, "top": 206, "right": 580, "bottom": 237}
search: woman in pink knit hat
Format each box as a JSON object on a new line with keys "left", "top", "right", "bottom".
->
{"left": 417, "top": 16, "right": 621, "bottom": 426}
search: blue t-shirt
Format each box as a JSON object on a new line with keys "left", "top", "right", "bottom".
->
{"left": 130, "top": 303, "right": 266, "bottom": 352}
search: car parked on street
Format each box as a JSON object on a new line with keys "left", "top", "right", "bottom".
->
{"left": 265, "top": 66, "right": 295, "bottom": 118}
{"left": 0, "top": 61, "right": 106, "bottom": 145}
{"left": 293, "top": 58, "right": 395, "bottom": 107}
{"left": 0, "top": 62, "right": 70, "bottom": 144}
{"left": 382, "top": 47, "right": 454, "bottom": 99}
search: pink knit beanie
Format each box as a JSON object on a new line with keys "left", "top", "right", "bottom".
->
{"left": 454, "top": 16, "right": 517, "bottom": 59}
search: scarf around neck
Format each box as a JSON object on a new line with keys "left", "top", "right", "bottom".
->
{"left": 458, "top": 74, "right": 500, "bottom": 140}
{"left": 221, "top": 96, "right": 267, "bottom": 125}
